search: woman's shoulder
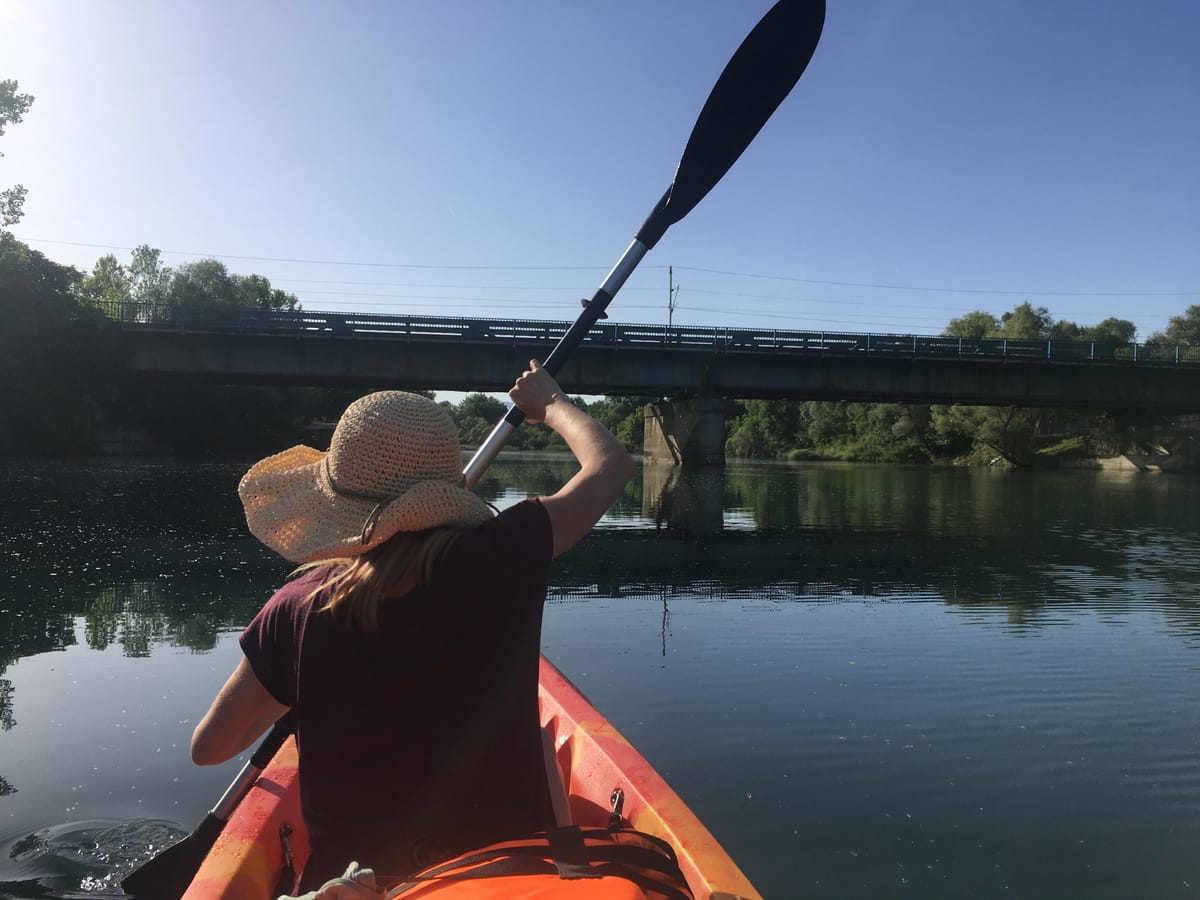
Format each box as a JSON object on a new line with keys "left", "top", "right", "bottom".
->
{"left": 285, "top": 563, "right": 338, "bottom": 590}
{"left": 242, "top": 566, "right": 337, "bottom": 663}
{"left": 490, "top": 497, "right": 548, "bottom": 526}
{"left": 264, "top": 564, "right": 338, "bottom": 611}
{"left": 475, "top": 497, "right": 550, "bottom": 539}
{"left": 448, "top": 498, "right": 551, "bottom": 564}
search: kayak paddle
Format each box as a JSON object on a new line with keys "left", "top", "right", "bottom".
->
{"left": 120, "top": 715, "right": 294, "bottom": 899}
{"left": 464, "top": 0, "right": 825, "bottom": 487}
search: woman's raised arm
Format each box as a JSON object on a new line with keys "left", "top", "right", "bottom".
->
{"left": 508, "top": 360, "right": 636, "bottom": 558}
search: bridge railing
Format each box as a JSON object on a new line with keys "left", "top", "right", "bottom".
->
{"left": 103, "top": 302, "right": 1199, "bottom": 367}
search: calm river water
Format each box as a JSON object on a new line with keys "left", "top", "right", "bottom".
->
{"left": 0, "top": 458, "right": 1198, "bottom": 899}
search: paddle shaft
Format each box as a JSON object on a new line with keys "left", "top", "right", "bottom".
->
{"left": 463, "top": 237, "right": 647, "bottom": 486}
{"left": 462, "top": 0, "right": 824, "bottom": 488}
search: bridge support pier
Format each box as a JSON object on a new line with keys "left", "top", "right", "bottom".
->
{"left": 643, "top": 398, "right": 725, "bottom": 466}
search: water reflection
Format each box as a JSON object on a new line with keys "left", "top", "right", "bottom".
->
{"left": 642, "top": 462, "right": 724, "bottom": 534}
{"left": 3, "top": 460, "right": 1199, "bottom": 668}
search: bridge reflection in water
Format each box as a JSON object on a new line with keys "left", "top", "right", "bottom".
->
{"left": 561, "top": 460, "right": 1200, "bottom": 645}
{"left": 3, "top": 459, "right": 1197, "bottom": 665}
{"left": 643, "top": 461, "right": 725, "bottom": 535}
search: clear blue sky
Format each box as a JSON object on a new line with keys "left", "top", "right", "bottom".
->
{"left": 3, "top": 0, "right": 1198, "bottom": 341}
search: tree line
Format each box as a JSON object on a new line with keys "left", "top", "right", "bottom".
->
{"left": 724, "top": 300, "right": 1200, "bottom": 466}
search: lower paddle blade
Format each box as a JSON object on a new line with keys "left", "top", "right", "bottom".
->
{"left": 121, "top": 717, "right": 294, "bottom": 898}
{"left": 638, "top": 0, "right": 826, "bottom": 247}
{"left": 120, "top": 813, "right": 223, "bottom": 899}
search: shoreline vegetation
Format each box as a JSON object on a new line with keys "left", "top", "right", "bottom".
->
{"left": 3, "top": 232, "right": 1198, "bottom": 473}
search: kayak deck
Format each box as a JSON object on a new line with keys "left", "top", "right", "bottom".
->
{"left": 181, "top": 656, "right": 760, "bottom": 899}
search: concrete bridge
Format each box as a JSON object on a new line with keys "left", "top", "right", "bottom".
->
{"left": 116, "top": 306, "right": 1200, "bottom": 464}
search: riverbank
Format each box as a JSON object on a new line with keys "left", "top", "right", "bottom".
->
{"left": 779, "top": 420, "right": 1200, "bottom": 473}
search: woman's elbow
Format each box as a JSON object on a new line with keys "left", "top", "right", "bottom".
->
{"left": 191, "top": 727, "right": 227, "bottom": 766}
{"left": 598, "top": 449, "right": 635, "bottom": 498}
{"left": 624, "top": 449, "right": 636, "bottom": 476}
{"left": 614, "top": 447, "right": 636, "bottom": 483}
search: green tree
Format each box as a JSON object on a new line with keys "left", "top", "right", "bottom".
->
{"left": 1049, "top": 317, "right": 1136, "bottom": 346}
{"left": 932, "top": 404, "right": 1043, "bottom": 466}
{"left": 455, "top": 392, "right": 507, "bottom": 423}
{"left": 804, "top": 401, "right": 847, "bottom": 449}
{"left": 1148, "top": 305, "right": 1200, "bottom": 346}
{"left": 166, "top": 258, "right": 238, "bottom": 309}
{"left": 1049, "top": 319, "right": 1085, "bottom": 341}
{"left": 1084, "top": 317, "right": 1136, "bottom": 345}
{"left": 943, "top": 310, "right": 1000, "bottom": 338}
{"left": 922, "top": 405, "right": 976, "bottom": 458}
{"left": 451, "top": 393, "right": 507, "bottom": 449}
{"left": 584, "top": 396, "right": 645, "bottom": 449}
{"left": 1, "top": 79, "right": 34, "bottom": 226}
{"left": 999, "top": 302, "right": 1054, "bottom": 340}
{"left": 726, "top": 399, "right": 806, "bottom": 458}
{"left": 129, "top": 244, "right": 172, "bottom": 319}
{"left": 891, "top": 404, "right": 944, "bottom": 457}
{"left": 822, "top": 402, "right": 928, "bottom": 462}
{"left": 160, "top": 259, "right": 298, "bottom": 317}
{"left": 75, "top": 253, "right": 132, "bottom": 309}
{"left": 235, "top": 273, "right": 300, "bottom": 311}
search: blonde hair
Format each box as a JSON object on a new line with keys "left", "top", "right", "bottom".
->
{"left": 298, "top": 526, "right": 466, "bottom": 632}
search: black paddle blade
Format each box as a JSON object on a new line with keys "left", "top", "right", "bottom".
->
{"left": 119, "top": 716, "right": 294, "bottom": 898}
{"left": 120, "top": 813, "right": 223, "bottom": 899}
{"left": 637, "top": 0, "right": 826, "bottom": 248}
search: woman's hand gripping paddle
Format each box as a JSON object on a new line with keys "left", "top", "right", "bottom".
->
{"left": 464, "top": 0, "right": 826, "bottom": 487}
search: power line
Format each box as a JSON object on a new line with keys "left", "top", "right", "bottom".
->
{"left": 681, "top": 286, "right": 1001, "bottom": 314}
{"left": 270, "top": 278, "right": 657, "bottom": 292}
{"left": 23, "top": 236, "right": 1198, "bottom": 298}
{"left": 21, "top": 238, "right": 621, "bottom": 272}
{"left": 673, "top": 266, "right": 1200, "bottom": 298}
{"left": 271, "top": 287, "right": 974, "bottom": 322}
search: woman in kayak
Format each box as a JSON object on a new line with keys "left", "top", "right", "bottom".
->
{"left": 189, "top": 359, "right": 635, "bottom": 890}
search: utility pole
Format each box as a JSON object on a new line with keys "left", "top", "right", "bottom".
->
{"left": 668, "top": 266, "right": 679, "bottom": 328}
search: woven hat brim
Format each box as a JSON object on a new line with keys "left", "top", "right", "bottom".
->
{"left": 237, "top": 445, "right": 492, "bottom": 563}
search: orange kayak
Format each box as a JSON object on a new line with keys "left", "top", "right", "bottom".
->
{"left": 180, "top": 656, "right": 759, "bottom": 899}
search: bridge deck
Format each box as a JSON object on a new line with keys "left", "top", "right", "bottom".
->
{"left": 109, "top": 304, "right": 1200, "bottom": 412}
{"left": 110, "top": 304, "right": 1199, "bottom": 367}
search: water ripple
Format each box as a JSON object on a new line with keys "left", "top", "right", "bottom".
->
{"left": 0, "top": 819, "right": 186, "bottom": 898}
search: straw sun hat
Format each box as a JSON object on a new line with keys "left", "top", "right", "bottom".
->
{"left": 238, "top": 391, "right": 493, "bottom": 563}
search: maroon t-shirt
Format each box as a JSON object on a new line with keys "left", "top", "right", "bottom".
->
{"left": 240, "top": 498, "right": 554, "bottom": 888}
